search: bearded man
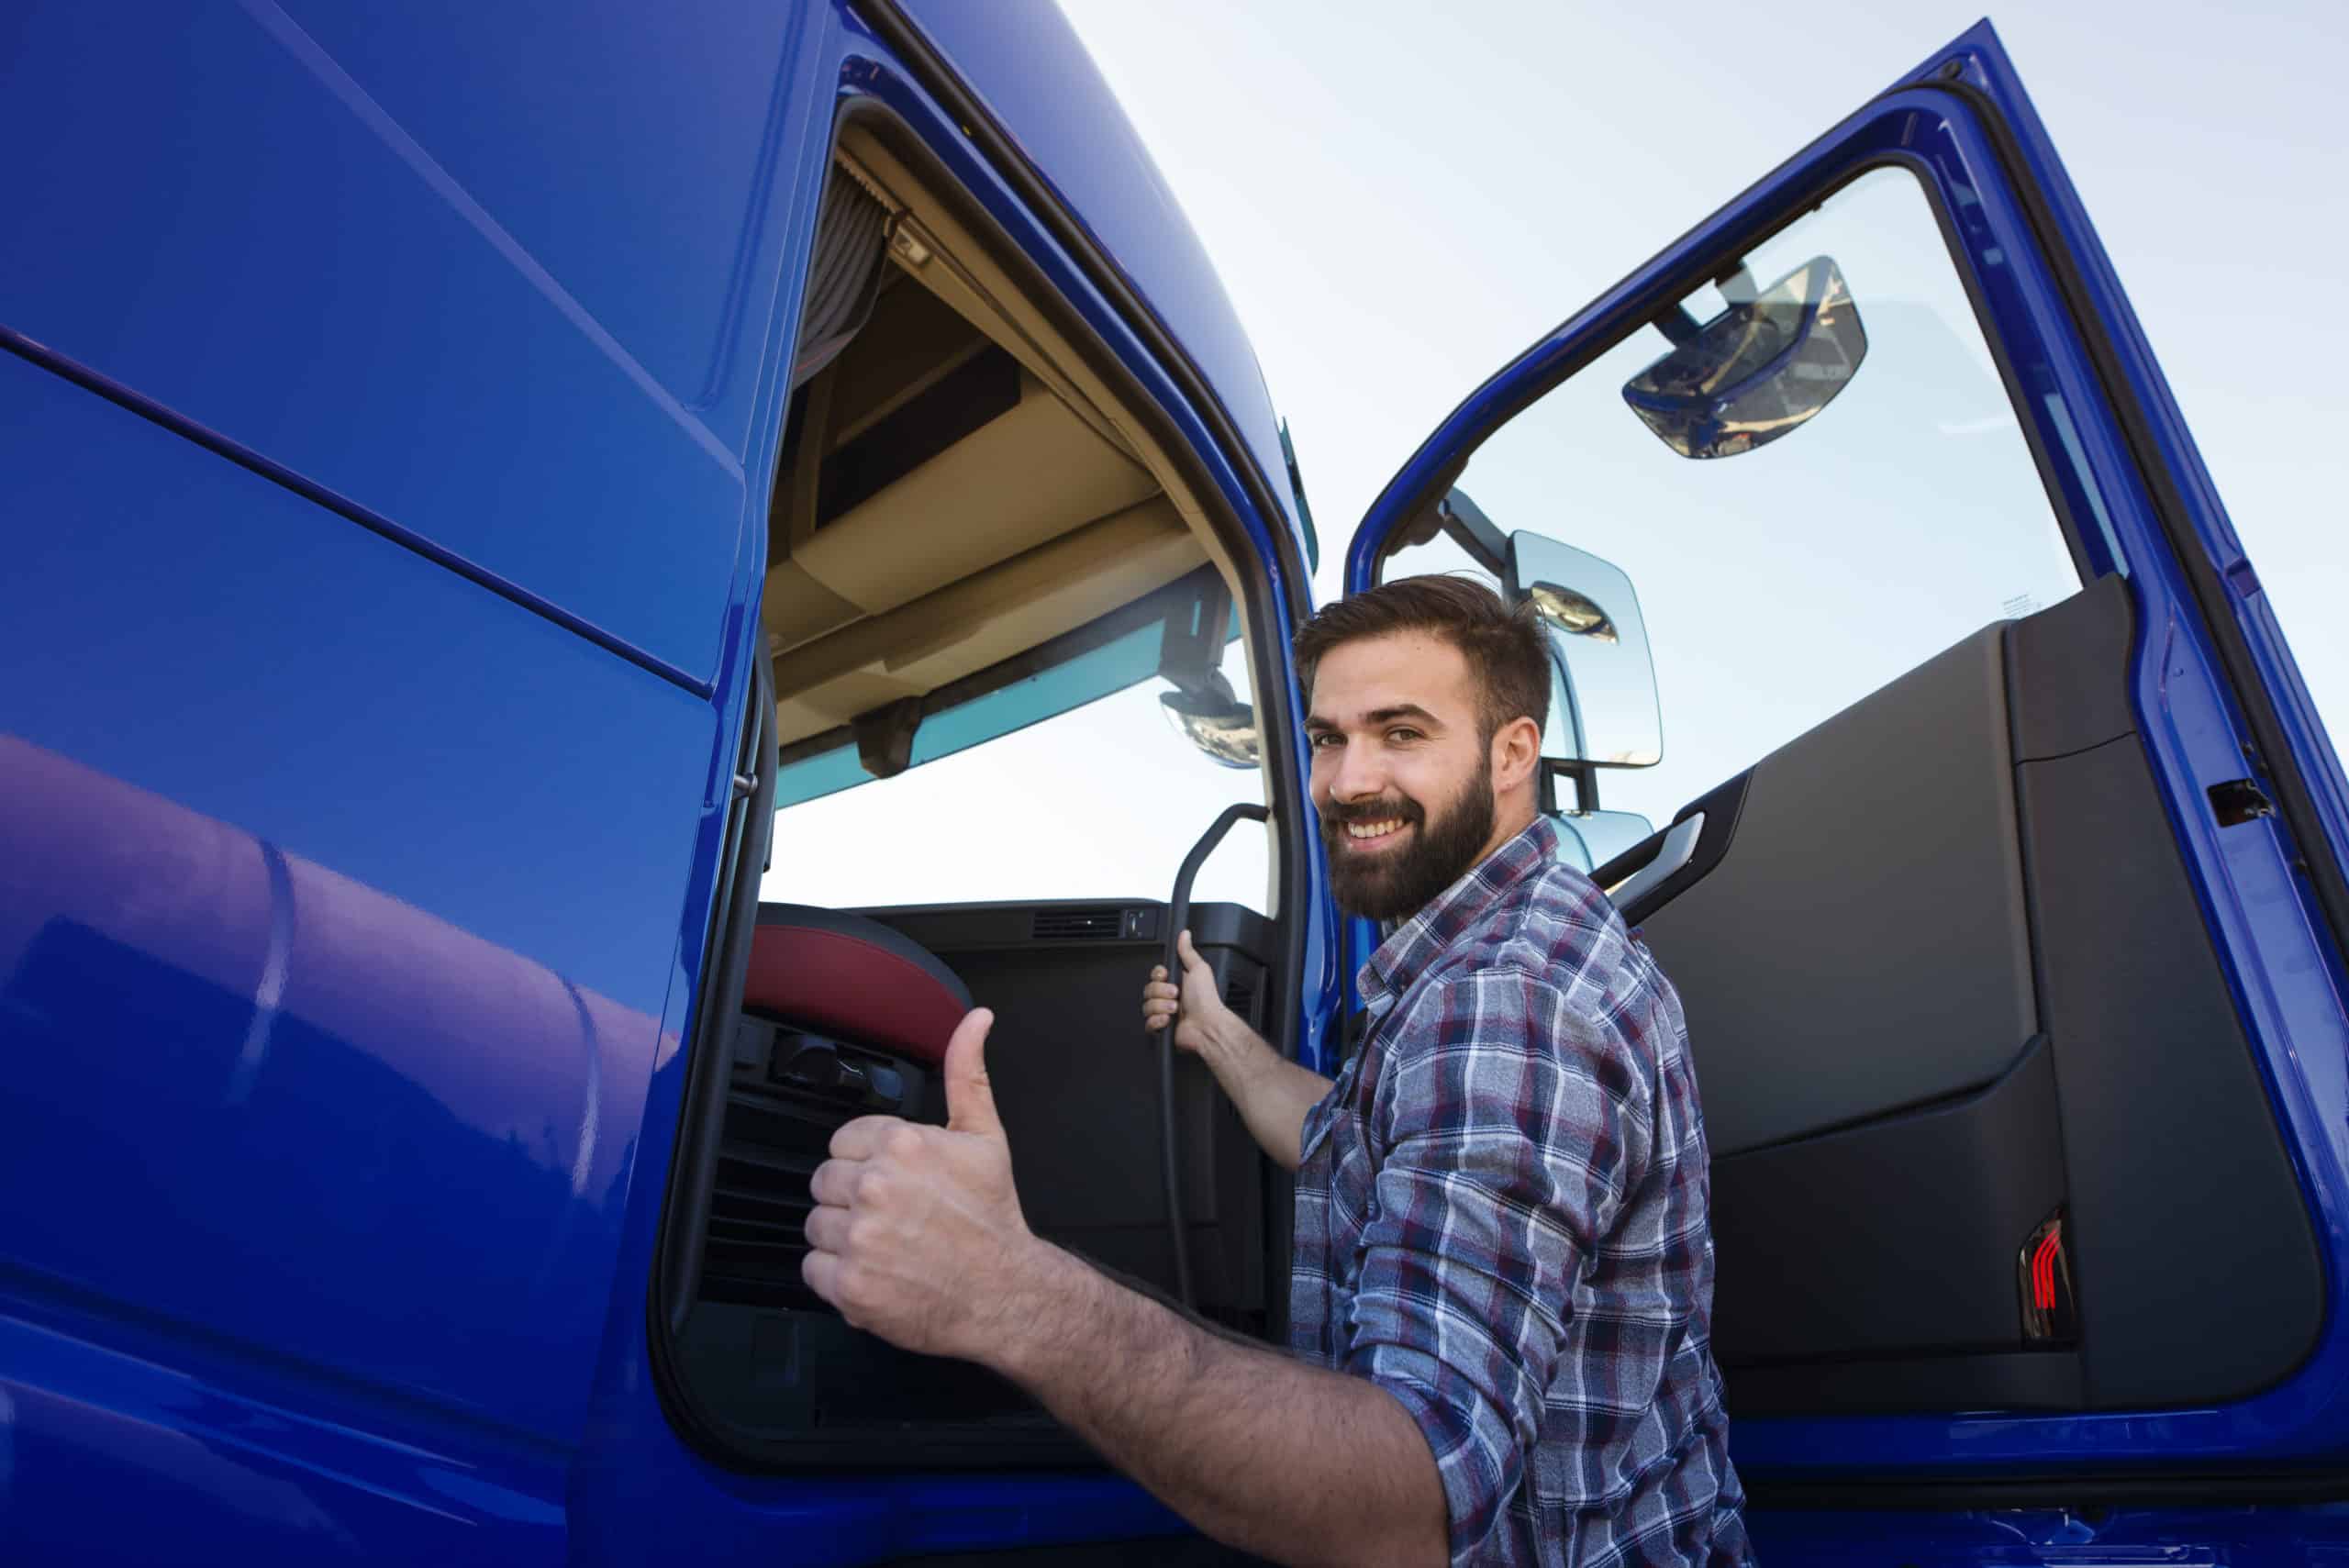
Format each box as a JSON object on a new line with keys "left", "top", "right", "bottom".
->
{"left": 802, "top": 576, "right": 1751, "bottom": 1568}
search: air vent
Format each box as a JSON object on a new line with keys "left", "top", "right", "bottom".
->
{"left": 1030, "top": 907, "right": 1123, "bottom": 941}
{"left": 1225, "top": 976, "right": 1258, "bottom": 1028}
{"left": 701, "top": 1044, "right": 927, "bottom": 1311}
{"left": 701, "top": 1144, "right": 824, "bottom": 1311}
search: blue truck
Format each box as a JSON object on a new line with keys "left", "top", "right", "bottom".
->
{"left": 6, "top": 3, "right": 2348, "bottom": 1562}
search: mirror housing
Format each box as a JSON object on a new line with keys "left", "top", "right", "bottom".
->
{"left": 1621, "top": 255, "right": 1866, "bottom": 460}
{"left": 1159, "top": 675, "right": 1261, "bottom": 769}
{"left": 1158, "top": 573, "right": 1261, "bottom": 769}
{"left": 1504, "top": 532, "right": 1662, "bottom": 771}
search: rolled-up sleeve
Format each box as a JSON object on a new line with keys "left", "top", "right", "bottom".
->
{"left": 1341, "top": 968, "right": 1653, "bottom": 1564}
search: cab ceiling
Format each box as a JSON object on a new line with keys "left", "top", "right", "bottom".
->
{"left": 762, "top": 131, "right": 1230, "bottom": 752}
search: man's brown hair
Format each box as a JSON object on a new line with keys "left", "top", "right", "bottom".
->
{"left": 1293, "top": 574, "right": 1551, "bottom": 742}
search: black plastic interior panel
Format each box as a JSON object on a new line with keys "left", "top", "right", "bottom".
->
{"left": 1712, "top": 1035, "right": 2067, "bottom": 1377}
{"left": 672, "top": 898, "right": 1275, "bottom": 1450}
{"left": 2008, "top": 572, "right": 2137, "bottom": 762}
{"left": 1593, "top": 771, "right": 1752, "bottom": 930}
{"left": 681, "top": 1292, "right": 1036, "bottom": 1435}
{"left": 1730, "top": 1349, "right": 2081, "bottom": 1417}
{"left": 2015, "top": 732, "right": 2325, "bottom": 1407}
{"left": 1631, "top": 582, "right": 2323, "bottom": 1419}
{"left": 1638, "top": 625, "right": 2040, "bottom": 1154}
{"left": 868, "top": 900, "right": 1274, "bottom": 1318}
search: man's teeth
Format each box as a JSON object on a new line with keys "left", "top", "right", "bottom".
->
{"left": 1346, "top": 819, "right": 1405, "bottom": 840}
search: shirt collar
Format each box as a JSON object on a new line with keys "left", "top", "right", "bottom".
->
{"left": 1358, "top": 814, "right": 1562, "bottom": 1006}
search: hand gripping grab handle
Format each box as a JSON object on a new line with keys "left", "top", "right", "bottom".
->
{"left": 1157, "top": 802, "right": 1271, "bottom": 1310}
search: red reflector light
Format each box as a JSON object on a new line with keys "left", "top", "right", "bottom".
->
{"left": 2032, "top": 1223, "right": 2063, "bottom": 1313}
{"left": 2018, "top": 1209, "right": 2075, "bottom": 1343}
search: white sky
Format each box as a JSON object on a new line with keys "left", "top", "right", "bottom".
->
{"left": 770, "top": 1, "right": 2347, "bottom": 917}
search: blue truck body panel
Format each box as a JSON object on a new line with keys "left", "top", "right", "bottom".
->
{"left": 3, "top": 3, "right": 2343, "bottom": 1562}
{"left": 0, "top": 0, "right": 805, "bottom": 689}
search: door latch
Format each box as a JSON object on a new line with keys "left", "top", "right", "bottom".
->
{"left": 2207, "top": 777, "right": 2276, "bottom": 827}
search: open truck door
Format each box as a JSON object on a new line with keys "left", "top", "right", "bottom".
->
{"left": 1347, "top": 20, "right": 2349, "bottom": 1561}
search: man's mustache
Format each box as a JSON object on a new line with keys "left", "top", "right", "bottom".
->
{"left": 1321, "top": 796, "right": 1424, "bottom": 829}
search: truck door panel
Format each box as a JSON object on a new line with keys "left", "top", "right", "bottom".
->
{"left": 1637, "top": 625, "right": 2037, "bottom": 1159}
{"left": 1615, "top": 578, "right": 2321, "bottom": 1411}
{"left": 1341, "top": 19, "right": 2349, "bottom": 1519}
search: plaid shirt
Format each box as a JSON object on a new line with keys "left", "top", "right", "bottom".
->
{"left": 1292, "top": 815, "right": 1752, "bottom": 1566}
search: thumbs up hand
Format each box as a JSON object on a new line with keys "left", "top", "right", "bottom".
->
{"left": 941, "top": 1004, "right": 1006, "bottom": 1139}
{"left": 801, "top": 1008, "right": 1040, "bottom": 1362}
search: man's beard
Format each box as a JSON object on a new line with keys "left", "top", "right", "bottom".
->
{"left": 1320, "top": 751, "right": 1497, "bottom": 922}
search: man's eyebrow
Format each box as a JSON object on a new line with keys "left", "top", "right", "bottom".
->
{"left": 1305, "top": 704, "right": 1444, "bottom": 732}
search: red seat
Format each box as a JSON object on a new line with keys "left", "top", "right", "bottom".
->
{"left": 743, "top": 904, "right": 972, "bottom": 1067}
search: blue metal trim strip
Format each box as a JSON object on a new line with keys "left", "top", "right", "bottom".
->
{"left": 0, "top": 323, "right": 714, "bottom": 699}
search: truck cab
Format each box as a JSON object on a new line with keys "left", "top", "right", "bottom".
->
{"left": 4, "top": 4, "right": 2347, "bottom": 1563}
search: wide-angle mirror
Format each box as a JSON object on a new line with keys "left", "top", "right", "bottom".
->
{"left": 1621, "top": 255, "right": 1866, "bottom": 460}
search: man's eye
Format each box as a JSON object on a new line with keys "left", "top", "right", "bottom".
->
{"left": 1308, "top": 733, "right": 1340, "bottom": 749}
{"left": 1387, "top": 728, "right": 1421, "bottom": 743}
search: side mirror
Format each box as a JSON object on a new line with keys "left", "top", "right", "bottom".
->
{"left": 1621, "top": 255, "right": 1867, "bottom": 461}
{"left": 1160, "top": 675, "right": 1261, "bottom": 769}
{"left": 1504, "top": 532, "right": 1662, "bottom": 769}
{"left": 1157, "top": 572, "right": 1261, "bottom": 769}
{"left": 1552, "top": 807, "right": 1655, "bottom": 873}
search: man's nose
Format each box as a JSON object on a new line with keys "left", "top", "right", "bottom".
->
{"left": 1325, "top": 739, "right": 1386, "bottom": 804}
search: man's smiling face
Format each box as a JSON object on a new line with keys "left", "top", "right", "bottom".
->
{"left": 1306, "top": 629, "right": 1501, "bottom": 921}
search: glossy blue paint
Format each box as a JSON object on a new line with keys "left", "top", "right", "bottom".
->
{"left": 0, "top": 0, "right": 818, "bottom": 688}
{"left": 0, "top": 344, "right": 709, "bottom": 1555}
{"left": 1753, "top": 1502, "right": 2349, "bottom": 1565}
{"left": 0, "top": 1304, "right": 568, "bottom": 1566}
{"left": 1348, "top": 20, "right": 2349, "bottom": 1493}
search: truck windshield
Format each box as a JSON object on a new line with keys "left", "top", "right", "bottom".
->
{"left": 765, "top": 607, "right": 1268, "bottom": 910}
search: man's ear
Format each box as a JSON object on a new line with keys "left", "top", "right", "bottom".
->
{"left": 1492, "top": 715, "right": 1542, "bottom": 796}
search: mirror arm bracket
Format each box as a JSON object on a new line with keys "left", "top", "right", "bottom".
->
{"left": 1541, "top": 758, "right": 1601, "bottom": 815}
{"left": 1653, "top": 306, "right": 1703, "bottom": 347}
{"left": 1434, "top": 489, "right": 1508, "bottom": 578}
{"left": 1158, "top": 570, "right": 1233, "bottom": 698}
{"left": 852, "top": 696, "right": 924, "bottom": 781}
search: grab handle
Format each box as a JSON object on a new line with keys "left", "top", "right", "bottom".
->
{"left": 1157, "top": 802, "right": 1269, "bottom": 1310}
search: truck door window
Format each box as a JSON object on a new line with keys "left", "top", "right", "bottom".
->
{"left": 1448, "top": 165, "right": 2082, "bottom": 826}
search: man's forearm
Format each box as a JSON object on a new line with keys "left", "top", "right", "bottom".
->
{"left": 991, "top": 1242, "right": 1449, "bottom": 1568}
{"left": 1196, "top": 1020, "right": 1330, "bottom": 1172}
